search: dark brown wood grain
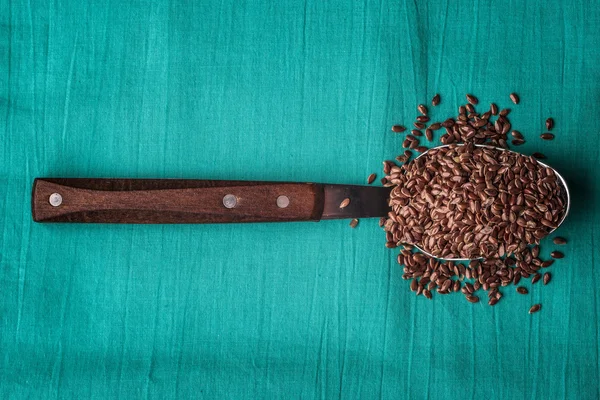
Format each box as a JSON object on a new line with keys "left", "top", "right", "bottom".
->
{"left": 32, "top": 178, "right": 325, "bottom": 223}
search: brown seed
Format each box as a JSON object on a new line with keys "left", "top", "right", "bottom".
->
{"left": 432, "top": 94, "right": 441, "bottom": 106}
{"left": 511, "top": 130, "right": 524, "bottom": 140}
{"left": 411, "top": 129, "right": 423, "bottom": 137}
{"left": 546, "top": 118, "right": 554, "bottom": 131}
{"left": 466, "top": 295, "right": 479, "bottom": 303}
{"left": 499, "top": 108, "right": 511, "bottom": 116}
{"left": 415, "top": 146, "right": 428, "bottom": 153}
{"left": 379, "top": 217, "right": 385, "bottom": 227}
{"left": 531, "top": 273, "right": 542, "bottom": 284}
{"left": 425, "top": 129, "right": 433, "bottom": 141}
{"left": 511, "top": 139, "right": 525, "bottom": 146}
{"left": 529, "top": 304, "right": 541, "bottom": 314}
{"left": 423, "top": 289, "right": 432, "bottom": 299}
{"left": 465, "top": 103, "right": 475, "bottom": 113}
{"left": 490, "top": 103, "right": 498, "bottom": 115}
{"left": 367, "top": 173, "right": 376, "bottom": 184}
{"left": 553, "top": 237, "right": 567, "bottom": 245}
{"left": 414, "top": 122, "right": 426, "bottom": 129}
{"left": 466, "top": 94, "right": 479, "bottom": 105}
{"left": 488, "top": 298, "right": 499, "bottom": 306}
{"left": 541, "top": 133, "right": 555, "bottom": 140}
{"left": 543, "top": 272, "right": 551, "bottom": 285}
{"left": 417, "top": 115, "right": 430, "bottom": 123}
{"left": 418, "top": 104, "right": 428, "bottom": 115}
{"left": 429, "top": 122, "right": 441, "bottom": 130}
{"left": 517, "top": 286, "right": 528, "bottom": 295}
{"left": 410, "top": 279, "right": 418, "bottom": 292}
{"left": 541, "top": 260, "right": 555, "bottom": 268}
{"left": 339, "top": 198, "right": 351, "bottom": 208}
{"left": 349, "top": 218, "right": 359, "bottom": 228}
{"left": 391, "top": 125, "right": 406, "bottom": 133}
{"left": 550, "top": 251, "right": 564, "bottom": 259}
{"left": 532, "top": 152, "right": 547, "bottom": 159}
{"left": 509, "top": 93, "right": 520, "bottom": 104}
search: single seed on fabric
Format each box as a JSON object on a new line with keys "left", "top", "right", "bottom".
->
{"left": 550, "top": 251, "right": 564, "bottom": 259}
{"left": 432, "top": 94, "right": 441, "bottom": 106}
{"left": 466, "top": 295, "right": 480, "bottom": 303}
{"left": 466, "top": 94, "right": 479, "bottom": 105}
{"left": 553, "top": 237, "right": 567, "bottom": 245}
{"left": 546, "top": 118, "right": 554, "bottom": 130}
{"left": 425, "top": 129, "right": 433, "bottom": 141}
{"left": 543, "top": 273, "right": 551, "bottom": 285}
{"left": 391, "top": 125, "right": 406, "bottom": 133}
{"left": 529, "top": 304, "right": 542, "bottom": 314}
{"left": 367, "top": 173, "right": 376, "bottom": 184}
{"left": 490, "top": 103, "right": 498, "bottom": 115}
{"left": 541, "top": 133, "right": 555, "bottom": 140}
{"left": 517, "top": 286, "right": 528, "bottom": 294}
{"left": 510, "top": 93, "right": 520, "bottom": 104}
{"left": 349, "top": 218, "right": 359, "bottom": 228}
{"left": 418, "top": 104, "right": 428, "bottom": 115}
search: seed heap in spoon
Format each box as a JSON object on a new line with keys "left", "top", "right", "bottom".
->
{"left": 384, "top": 143, "right": 566, "bottom": 259}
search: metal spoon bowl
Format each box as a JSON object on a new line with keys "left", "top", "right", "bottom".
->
{"left": 407, "top": 144, "right": 571, "bottom": 261}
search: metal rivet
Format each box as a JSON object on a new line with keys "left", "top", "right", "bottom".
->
{"left": 223, "top": 194, "right": 237, "bottom": 208}
{"left": 49, "top": 193, "right": 62, "bottom": 207}
{"left": 277, "top": 195, "right": 290, "bottom": 208}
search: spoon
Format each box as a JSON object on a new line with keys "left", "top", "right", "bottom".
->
{"left": 31, "top": 145, "right": 570, "bottom": 261}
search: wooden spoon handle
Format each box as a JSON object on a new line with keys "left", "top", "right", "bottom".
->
{"left": 32, "top": 178, "right": 325, "bottom": 223}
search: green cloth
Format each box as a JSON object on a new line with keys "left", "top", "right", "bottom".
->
{"left": 1, "top": 0, "right": 599, "bottom": 398}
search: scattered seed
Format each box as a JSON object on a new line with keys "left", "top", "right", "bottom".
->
{"left": 417, "top": 115, "right": 430, "bottom": 123}
{"left": 553, "top": 237, "right": 567, "bottom": 245}
{"left": 425, "top": 129, "right": 433, "bottom": 141}
{"left": 490, "top": 103, "right": 498, "bottom": 115}
{"left": 415, "top": 146, "right": 428, "bottom": 153}
{"left": 511, "top": 130, "right": 524, "bottom": 140}
{"left": 512, "top": 139, "right": 525, "bottom": 146}
{"left": 499, "top": 108, "right": 511, "bottom": 116}
{"left": 349, "top": 218, "right": 359, "bottom": 228}
{"left": 339, "top": 198, "right": 350, "bottom": 208}
{"left": 541, "top": 133, "right": 555, "bottom": 140}
{"left": 529, "top": 304, "right": 542, "bottom": 314}
{"left": 510, "top": 93, "right": 520, "bottom": 104}
{"left": 550, "top": 251, "right": 564, "bottom": 259}
{"left": 391, "top": 125, "right": 406, "bottom": 133}
{"left": 543, "top": 273, "right": 551, "bottom": 285}
{"left": 466, "top": 295, "right": 480, "bottom": 303}
{"left": 466, "top": 94, "right": 479, "bottom": 105}
{"left": 541, "top": 260, "right": 555, "bottom": 268}
{"left": 532, "top": 152, "right": 547, "bottom": 159}
{"left": 546, "top": 118, "right": 554, "bottom": 130}
{"left": 517, "top": 287, "right": 529, "bottom": 294}
{"left": 414, "top": 122, "right": 426, "bottom": 129}
{"left": 531, "top": 273, "right": 541, "bottom": 284}
{"left": 423, "top": 289, "right": 432, "bottom": 299}
{"left": 411, "top": 129, "right": 423, "bottom": 137}
{"left": 367, "top": 173, "right": 376, "bottom": 184}
{"left": 418, "top": 104, "right": 428, "bottom": 115}
{"left": 432, "top": 94, "right": 441, "bottom": 106}
{"left": 488, "top": 298, "right": 499, "bottom": 306}
{"left": 429, "top": 122, "right": 441, "bottom": 130}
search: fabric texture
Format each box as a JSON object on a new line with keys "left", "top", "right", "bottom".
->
{"left": 1, "top": 0, "right": 599, "bottom": 398}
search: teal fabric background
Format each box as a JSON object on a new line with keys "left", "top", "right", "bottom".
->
{"left": 1, "top": 0, "right": 599, "bottom": 398}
